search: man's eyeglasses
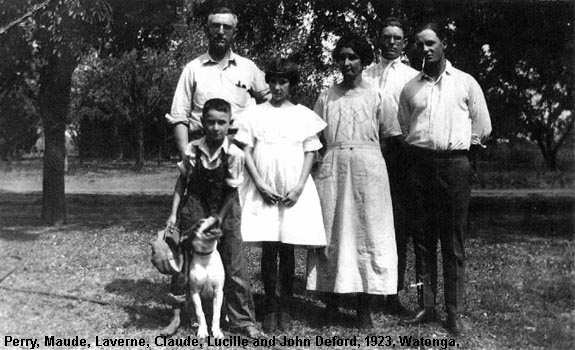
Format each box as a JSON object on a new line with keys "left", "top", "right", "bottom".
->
{"left": 208, "top": 23, "right": 235, "bottom": 33}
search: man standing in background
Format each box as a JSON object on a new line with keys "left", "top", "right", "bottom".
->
{"left": 166, "top": 6, "right": 268, "bottom": 159}
{"left": 364, "top": 17, "right": 418, "bottom": 316}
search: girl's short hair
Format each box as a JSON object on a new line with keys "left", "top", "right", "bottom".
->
{"left": 265, "top": 57, "right": 299, "bottom": 86}
{"left": 333, "top": 34, "right": 374, "bottom": 66}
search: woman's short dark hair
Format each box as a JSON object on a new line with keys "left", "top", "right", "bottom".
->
{"left": 265, "top": 57, "right": 299, "bottom": 86}
{"left": 415, "top": 22, "right": 447, "bottom": 41}
{"left": 332, "top": 34, "right": 374, "bottom": 66}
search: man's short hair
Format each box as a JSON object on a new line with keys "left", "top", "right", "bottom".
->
{"left": 202, "top": 98, "right": 231, "bottom": 119}
{"left": 207, "top": 6, "right": 238, "bottom": 28}
{"left": 381, "top": 16, "right": 405, "bottom": 32}
{"left": 265, "top": 57, "right": 299, "bottom": 87}
{"left": 333, "top": 34, "right": 374, "bottom": 66}
{"left": 416, "top": 21, "right": 447, "bottom": 41}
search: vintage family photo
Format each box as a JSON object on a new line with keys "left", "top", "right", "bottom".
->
{"left": 0, "top": 0, "right": 572, "bottom": 349}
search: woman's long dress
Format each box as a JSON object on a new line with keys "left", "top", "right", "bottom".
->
{"left": 306, "top": 85, "right": 399, "bottom": 295}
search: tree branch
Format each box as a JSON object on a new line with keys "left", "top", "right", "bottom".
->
{"left": 0, "top": 0, "right": 52, "bottom": 36}
{"left": 552, "top": 114, "right": 575, "bottom": 154}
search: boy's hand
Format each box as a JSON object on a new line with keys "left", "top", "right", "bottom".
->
{"left": 282, "top": 185, "right": 303, "bottom": 207}
{"left": 256, "top": 184, "right": 283, "bottom": 205}
{"left": 166, "top": 214, "right": 177, "bottom": 228}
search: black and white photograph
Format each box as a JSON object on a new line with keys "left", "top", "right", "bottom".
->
{"left": 0, "top": 0, "right": 573, "bottom": 349}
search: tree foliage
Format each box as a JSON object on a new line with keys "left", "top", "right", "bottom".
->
{"left": 73, "top": 48, "right": 178, "bottom": 166}
{"left": 0, "top": 0, "right": 573, "bottom": 225}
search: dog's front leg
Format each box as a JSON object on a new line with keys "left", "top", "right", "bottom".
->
{"left": 211, "top": 287, "right": 225, "bottom": 339}
{"left": 191, "top": 292, "right": 209, "bottom": 339}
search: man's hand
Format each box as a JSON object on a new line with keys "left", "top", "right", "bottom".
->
{"left": 282, "top": 185, "right": 303, "bottom": 207}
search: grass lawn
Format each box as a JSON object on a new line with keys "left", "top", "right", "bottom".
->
{"left": 0, "top": 191, "right": 572, "bottom": 350}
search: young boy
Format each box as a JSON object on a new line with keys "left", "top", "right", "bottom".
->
{"left": 161, "top": 98, "right": 264, "bottom": 338}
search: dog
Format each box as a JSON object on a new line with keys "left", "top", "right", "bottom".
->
{"left": 183, "top": 216, "right": 226, "bottom": 339}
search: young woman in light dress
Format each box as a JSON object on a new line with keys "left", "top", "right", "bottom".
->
{"left": 306, "top": 35, "right": 399, "bottom": 328}
{"left": 236, "top": 57, "right": 327, "bottom": 332}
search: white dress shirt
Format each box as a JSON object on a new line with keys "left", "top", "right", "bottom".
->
{"left": 398, "top": 60, "right": 492, "bottom": 151}
{"left": 364, "top": 56, "right": 419, "bottom": 104}
{"left": 364, "top": 57, "right": 419, "bottom": 141}
{"left": 167, "top": 51, "right": 269, "bottom": 131}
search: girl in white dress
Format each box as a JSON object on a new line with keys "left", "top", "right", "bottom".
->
{"left": 235, "top": 58, "right": 326, "bottom": 332}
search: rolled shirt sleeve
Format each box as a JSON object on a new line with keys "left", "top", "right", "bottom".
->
{"left": 468, "top": 76, "right": 492, "bottom": 145}
{"left": 249, "top": 66, "right": 270, "bottom": 102}
{"left": 169, "top": 64, "right": 203, "bottom": 131}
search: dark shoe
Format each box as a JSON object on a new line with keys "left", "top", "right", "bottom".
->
{"left": 356, "top": 311, "right": 374, "bottom": 329}
{"left": 278, "top": 311, "right": 292, "bottom": 331}
{"left": 235, "top": 325, "right": 266, "bottom": 339}
{"left": 385, "top": 295, "right": 412, "bottom": 317}
{"left": 262, "top": 313, "right": 278, "bottom": 333}
{"left": 445, "top": 313, "right": 470, "bottom": 336}
{"left": 159, "top": 307, "right": 181, "bottom": 336}
{"left": 355, "top": 294, "right": 373, "bottom": 328}
{"left": 400, "top": 308, "right": 438, "bottom": 325}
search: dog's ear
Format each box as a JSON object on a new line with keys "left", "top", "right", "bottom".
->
{"left": 207, "top": 227, "right": 223, "bottom": 239}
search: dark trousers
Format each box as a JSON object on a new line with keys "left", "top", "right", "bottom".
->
{"left": 171, "top": 194, "right": 257, "bottom": 330}
{"left": 406, "top": 147, "right": 470, "bottom": 314}
{"left": 218, "top": 209, "right": 258, "bottom": 330}
{"left": 261, "top": 242, "right": 294, "bottom": 312}
{"left": 384, "top": 147, "right": 411, "bottom": 292}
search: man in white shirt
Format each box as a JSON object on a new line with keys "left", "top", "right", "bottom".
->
{"left": 398, "top": 22, "right": 491, "bottom": 336}
{"left": 167, "top": 6, "right": 269, "bottom": 160}
{"left": 364, "top": 17, "right": 418, "bottom": 316}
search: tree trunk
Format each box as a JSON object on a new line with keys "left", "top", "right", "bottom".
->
{"left": 39, "top": 52, "right": 75, "bottom": 225}
{"left": 111, "top": 117, "right": 123, "bottom": 160}
{"left": 542, "top": 148, "right": 558, "bottom": 171}
{"left": 536, "top": 139, "right": 558, "bottom": 171}
{"left": 134, "top": 116, "right": 144, "bottom": 171}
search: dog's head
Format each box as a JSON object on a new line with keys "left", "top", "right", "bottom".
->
{"left": 191, "top": 227, "right": 222, "bottom": 255}
{"left": 181, "top": 217, "right": 222, "bottom": 255}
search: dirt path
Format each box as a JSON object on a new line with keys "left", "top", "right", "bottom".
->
{"left": 1, "top": 162, "right": 574, "bottom": 199}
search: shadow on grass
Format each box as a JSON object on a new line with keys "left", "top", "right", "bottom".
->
{"left": 252, "top": 291, "right": 359, "bottom": 330}
{"left": 105, "top": 278, "right": 173, "bottom": 330}
{"left": 0, "top": 192, "right": 171, "bottom": 240}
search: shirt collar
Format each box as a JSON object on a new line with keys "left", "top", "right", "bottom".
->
{"left": 197, "top": 136, "right": 230, "bottom": 162}
{"left": 200, "top": 50, "right": 237, "bottom": 66}
{"left": 377, "top": 56, "right": 402, "bottom": 70}
{"left": 420, "top": 59, "right": 453, "bottom": 82}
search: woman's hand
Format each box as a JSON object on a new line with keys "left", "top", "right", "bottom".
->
{"left": 256, "top": 184, "right": 283, "bottom": 205}
{"left": 282, "top": 185, "right": 304, "bottom": 207}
